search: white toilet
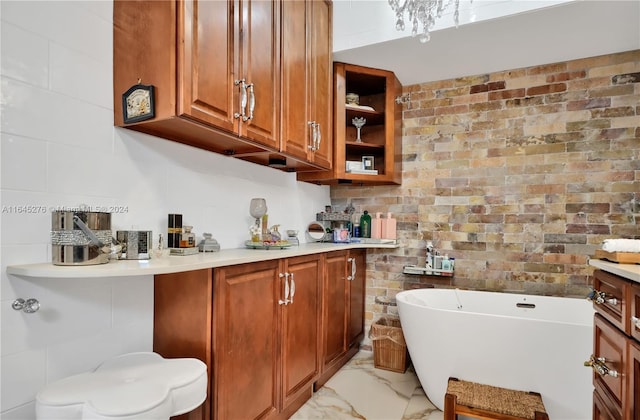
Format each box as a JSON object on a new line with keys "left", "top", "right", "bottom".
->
{"left": 36, "top": 352, "right": 207, "bottom": 420}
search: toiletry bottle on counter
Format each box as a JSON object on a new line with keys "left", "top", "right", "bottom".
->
{"left": 168, "top": 214, "right": 183, "bottom": 248}
{"left": 353, "top": 223, "right": 360, "bottom": 238}
{"left": 180, "top": 225, "right": 196, "bottom": 248}
{"left": 425, "top": 241, "right": 434, "bottom": 269}
{"left": 442, "top": 254, "right": 451, "bottom": 271}
{"left": 360, "top": 211, "right": 371, "bottom": 238}
{"left": 371, "top": 212, "right": 382, "bottom": 239}
{"left": 382, "top": 212, "right": 397, "bottom": 239}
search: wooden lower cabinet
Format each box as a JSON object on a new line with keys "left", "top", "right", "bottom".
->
{"left": 316, "top": 249, "right": 366, "bottom": 388}
{"left": 279, "top": 255, "right": 322, "bottom": 415}
{"left": 348, "top": 249, "right": 366, "bottom": 348}
{"left": 629, "top": 340, "right": 640, "bottom": 420}
{"left": 590, "top": 269, "right": 640, "bottom": 420}
{"left": 594, "top": 389, "right": 619, "bottom": 420}
{"left": 215, "top": 254, "right": 322, "bottom": 419}
{"left": 593, "top": 314, "right": 626, "bottom": 419}
{"left": 213, "top": 260, "right": 282, "bottom": 419}
{"left": 154, "top": 250, "right": 366, "bottom": 419}
{"left": 154, "top": 269, "right": 213, "bottom": 420}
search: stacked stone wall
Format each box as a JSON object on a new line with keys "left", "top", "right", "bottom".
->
{"left": 331, "top": 50, "right": 640, "bottom": 349}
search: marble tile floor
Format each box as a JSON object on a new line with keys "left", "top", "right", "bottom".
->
{"left": 291, "top": 351, "right": 443, "bottom": 420}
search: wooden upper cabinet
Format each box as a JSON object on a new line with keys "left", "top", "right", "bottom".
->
{"left": 114, "top": 0, "right": 333, "bottom": 173}
{"left": 280, "top": 0, "right": 308, "bottom": 161}
{"left": 280, "top": 0, "right": 332, "bottom": 170}
{"left": 297, "top": 62, "right": 403, "bottom": 185}
{"left": 178, "top": 0, "right": 236, "bottom": 135}
{"left": 233, "top": 0, "right": 280, "bottom": 148}
{"left": 309, "top": 0, "right": 333, "bottom": 169}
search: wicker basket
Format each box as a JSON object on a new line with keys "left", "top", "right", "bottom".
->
{"left": 370, "top": 317, "right": 408, "bottom": 373}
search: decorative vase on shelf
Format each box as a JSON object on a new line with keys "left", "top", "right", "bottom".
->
{"left": 352, "top": 117, "right": 366, "bottom": 143}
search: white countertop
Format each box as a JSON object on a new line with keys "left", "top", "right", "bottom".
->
{"left": 589, "top": 258, "right": 640, "bottom": 283}
{"left": 6, "top": 242, "right": 398, "bottom": 279}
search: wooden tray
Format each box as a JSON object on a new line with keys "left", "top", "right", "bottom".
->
{"left": 595, "top": 249, "right": 640, "bottom": 264}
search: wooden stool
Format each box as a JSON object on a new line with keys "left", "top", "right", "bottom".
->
{"left": 444, "top": 377, "right": 549, "bottom": 420}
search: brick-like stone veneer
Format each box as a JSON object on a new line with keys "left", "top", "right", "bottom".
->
{"left": 331, "top": 50, "right": 640, "bottom": 350}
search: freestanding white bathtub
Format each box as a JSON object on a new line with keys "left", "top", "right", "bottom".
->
{"left": 396, "top": 288, "right": 594, "bottom": 420}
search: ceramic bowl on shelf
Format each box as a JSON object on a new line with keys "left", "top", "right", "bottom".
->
{"left": 345, "top": 92, "right": 359, "bottom": 105}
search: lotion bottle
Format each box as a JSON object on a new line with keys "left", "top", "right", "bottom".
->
{"left": 371, "top": 212, "right": 382, "bottom": 239}
{"left": 382, "top": 212, "right": 396, "bottom": 239}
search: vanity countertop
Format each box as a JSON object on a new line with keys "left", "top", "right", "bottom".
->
{"left": 589, "top": 258, "right": 640, "bottom": 283}
{"left": 6, "top": 242, "right": 397, "bottom": 279}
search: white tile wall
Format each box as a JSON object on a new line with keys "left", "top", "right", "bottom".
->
{"left": 0, "top": 1, "right": 330, "bottom": 416}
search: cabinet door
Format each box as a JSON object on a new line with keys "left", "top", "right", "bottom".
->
{"left": 594, "top": 390, "right": 619, "bottom": 420}
{"left": 280, "top": 0, "right": 310, "bottom": 161}
{"left": 179, "top": 0, "right": 278, "bottom": 149}
{"left": 323, "top": 251, "right": 348, "bottom": 366}
{"left": 239, "top": 0, "right": 280, "bottom": 149}
{"left": 629, "top": 340, "right": 640, "bottom": 420}
{"left": 631, "top": 283, "right": 640, "bottom": 342}
{"left": 280, "top": 0, "right": 331, "bottom": 169}
{"left": 281, "top": 254, "right": 322, "bottom": 408}
{"left": 348, "top": 249, "right": 366, "bottom": 347}
{"left": 214, "top": 260, "right": 280, "bottom": 420}
{"left": 593, "top": 314, "right": 626, "bottom": 419}
{"left": 308, "top": 0, "right": 332, "bottom": 169}
{"left": 179, "top": 0, "right": 237, "bottom": 133}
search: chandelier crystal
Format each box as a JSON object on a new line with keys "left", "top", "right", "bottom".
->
{"left": 388, "top": 0, "right": 463, "bottom": 43}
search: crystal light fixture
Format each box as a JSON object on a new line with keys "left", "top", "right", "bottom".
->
{"left": 388, "top": 0, "right": 463, "bottom": 43}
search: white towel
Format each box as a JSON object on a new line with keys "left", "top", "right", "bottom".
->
{"left": 602, "top": 238, "right": 640, "bottom": 253}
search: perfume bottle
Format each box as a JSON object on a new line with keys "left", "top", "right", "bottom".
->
{"left": 153, "top": 233, "right": 166, "bottom": 259}
{"left": 180, "top": 225, "right": 196, "bottom": 248}
{"left": 168, "top": 214, "right": 182, "bottom": 248}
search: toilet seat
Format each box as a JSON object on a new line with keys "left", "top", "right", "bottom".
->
{"left": 36, "top": 352, "right": 207, "bottom": 420}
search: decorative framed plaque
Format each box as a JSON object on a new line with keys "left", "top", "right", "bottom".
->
{"left": 362, "top": 155, "right": 375, "bottom": 170}
{"left": 122, "top": 84, "right": 155, "bottom": 124}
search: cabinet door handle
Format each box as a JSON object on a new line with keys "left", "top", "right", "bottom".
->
{"left": 279, "top": 272, "right": 290, "bottom": 305}
{"left": 244, "top": 83, "right": 255, "bottom": 122}
{"left": 584, "top": 354, "right": 619, "bottom": 378}
{"left": 632, "top": 316, "right": 640, "bottom": 329}
{"left": 347, "top": 257, "right": 356, "bottom": 281}
{"left": 289, "top": 273, "right": 295, "bottom": 304}
{"left": 234, "top": 79, "right": 247, "bottom": 120}
{"left": 586, "top": 289, "right": 619, "bottom": 306}
{"left": 315, "top": 123, "right": 321, "bottom": 151}
{"left": 308, "top": 121, "right": 317, "bottom": 151}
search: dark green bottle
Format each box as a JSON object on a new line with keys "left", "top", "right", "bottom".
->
{"left": 360, "top": 210, "right": 371, "bottom": 238}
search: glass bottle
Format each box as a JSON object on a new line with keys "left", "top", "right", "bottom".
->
{"left": 360, "top": 211, "right": 371, "bottom": 238}
{"left": 180, "top": 225, "right": 196, "bottom": 248}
